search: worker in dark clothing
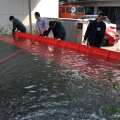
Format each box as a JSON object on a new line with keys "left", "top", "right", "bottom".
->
{"left": 9, "top": 16, "right": 26, "bottom": 34}
{"left": 43, "top": 21, "right": 66, "bottom": 40}
{"left": 83, "top": 12, "right": 106, "bottom": 48}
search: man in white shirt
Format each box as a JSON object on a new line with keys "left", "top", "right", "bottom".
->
{"left": 34, "top": 12, "right": 48, "bottom": 36}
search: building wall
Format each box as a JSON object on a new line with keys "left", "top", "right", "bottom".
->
{"left": 0, "top": 0, "right": 28, "bottom": 34}
{"left": 0, "top": 0, "right": 58, "bottom": 34}
{"left": 78, "top": 1, "right": 120, "bottom": 7}
{"left": 77, "top": 1, "right": 120, "bottom": 28}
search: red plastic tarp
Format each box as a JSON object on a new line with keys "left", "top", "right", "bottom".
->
{"left": 15, "top": 32, "right": 120, "bottom": 62}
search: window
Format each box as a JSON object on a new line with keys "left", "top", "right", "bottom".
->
{"left": 85, "top": 7, "right": 94, "bottom": 15}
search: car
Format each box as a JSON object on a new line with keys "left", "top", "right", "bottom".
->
{"left": 79, "top": 15, "right": 118, "bottom": 46}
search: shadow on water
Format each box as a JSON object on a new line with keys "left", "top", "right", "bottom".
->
{"left": 0, "top": 40, "right": 120, "bottom": 120}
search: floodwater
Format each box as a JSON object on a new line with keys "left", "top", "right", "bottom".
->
{"left": 0, "top": 38, "right": 120, "bottom": 120}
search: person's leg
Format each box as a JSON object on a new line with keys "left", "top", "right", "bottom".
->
{"left": 12, "top": 32, "right": 15, "bottom": 38}
{"left": 94, "top": 40, "right": 101, "bottom": 48}
{"left": 87, "top": 40, "right": 95, "bottom": 47}
{"left": 61, "top": 36, "right": 65, "bottom": 41}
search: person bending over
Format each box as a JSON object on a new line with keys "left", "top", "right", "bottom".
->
{"left": 43, "top": 20, "right": 66, "bottom": 40}
{"left": 9, "top": 16, "right": 26, "bottom": 34}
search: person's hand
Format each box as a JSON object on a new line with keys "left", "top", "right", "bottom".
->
{"left": 82, "top": 40, "right": 86, "bottom": 45}
{"left": 12, "top": 32, "right": 15, "bottom": 38}
{"left": 57, "top": 38, "right": 61, "bottom": 41}
{"left": 43, "top": 30, "right": 49, "bottom": 36}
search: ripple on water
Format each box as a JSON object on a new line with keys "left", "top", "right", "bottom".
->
{"left": 0, "top": 42, "right": 120, "bottom": 120}
{"left": 24, "top": 85, "right": 36, "bottom": 89}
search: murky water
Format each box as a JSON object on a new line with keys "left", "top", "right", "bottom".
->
{"left": 0, "top": 40, "right": 120, "bottom": 120}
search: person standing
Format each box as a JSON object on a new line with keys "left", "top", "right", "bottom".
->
{"left": 34, "top": 12, "right": 48, "bottom": 36}
{"left": 43, "top": 20, "right": 66, "bottom": 40}
{"left": 83, "top": 12, "right": 106, "bottom": 48}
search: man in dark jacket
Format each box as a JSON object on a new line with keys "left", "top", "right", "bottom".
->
{"left": 43, "top": 21, "right": 66, "bottom": 40}
{"left": 83, "top": 12, "right": 106, "bottom": 48}
{"left": 9, "top": 16, "right": 26, "bottom": 33}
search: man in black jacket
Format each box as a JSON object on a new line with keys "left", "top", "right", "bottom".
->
{"left": 43, "top": 21, "right": 66, "bottom": 40}
{"left": 83, "top": 13, "right": 106, "bottom": 48}
{"left": 9, "top": 16, "right": 26, "bottom": 33}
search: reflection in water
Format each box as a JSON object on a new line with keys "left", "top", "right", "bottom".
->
{"left": 0, "top": 39, "right": 120, "bottom": 120}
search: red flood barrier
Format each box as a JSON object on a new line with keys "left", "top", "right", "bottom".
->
{"left": 15, "top": 32, "right": 120, "bottom": 62}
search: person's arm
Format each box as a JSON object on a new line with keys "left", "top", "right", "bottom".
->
{"left": 35, "top": 22, "right": 42, "bottom": 35}
{"left": 43, "top": 27, "right": 51, "bottom": 36}
{"left": 83, "top": 22, "right": 92, "bottom": 42}
{"left": 102, "top": 23, "right": 106, "bottom": 38}
{"left": 12, "top": 21, "right": 16, "bottom": 33}
{"left": 43, "top": 19, "right": 48, "bottom": 31}
{"left": 99, "top": 23, "right": 106, "bottom": 42}
{"left": 40, "top": 19, "right": 47, "bottom": 35}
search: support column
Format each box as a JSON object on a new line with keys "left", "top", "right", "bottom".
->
{"left": 94, "top": 6, "right": 98, "bottom": 14}
{"left": 28, "top": 0, "right": 32, "bottom": 33}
